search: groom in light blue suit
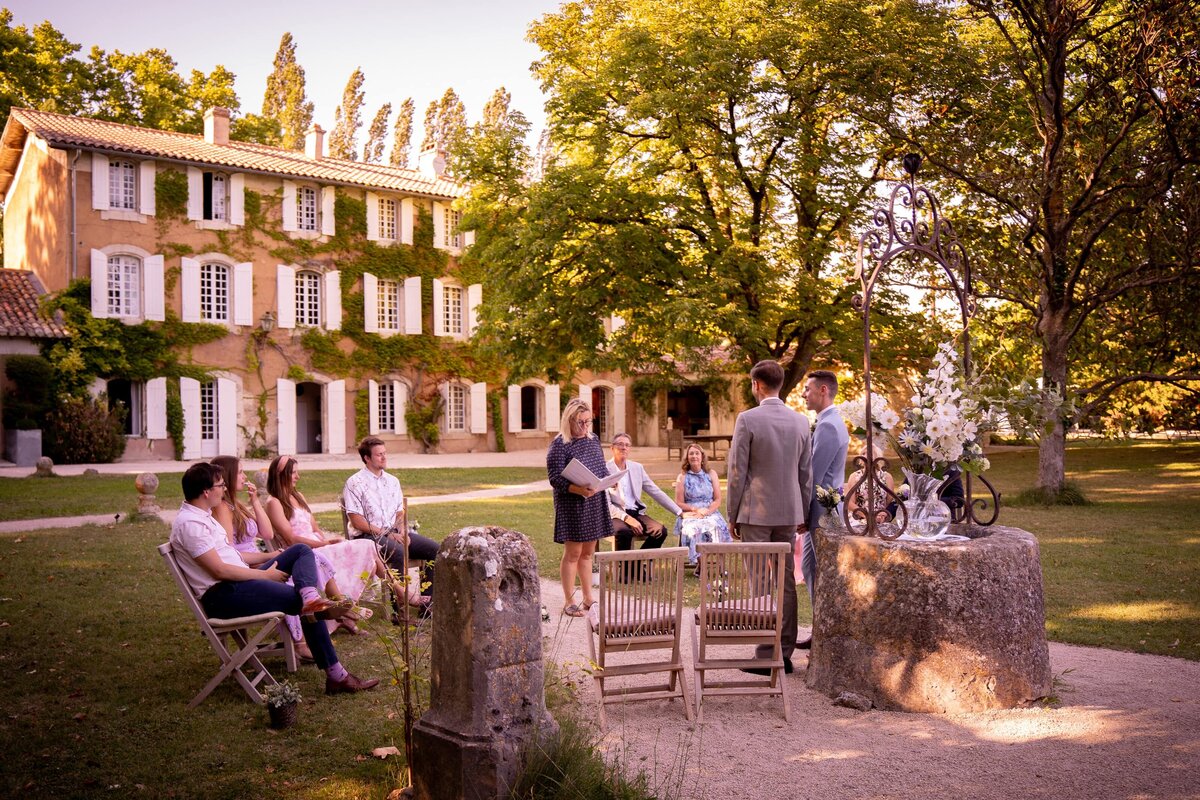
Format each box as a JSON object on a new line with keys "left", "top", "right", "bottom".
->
{"left": 800, "top": 371, "right": 849, "bottom": 635}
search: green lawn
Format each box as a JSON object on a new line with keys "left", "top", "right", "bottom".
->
{"left": 0, "top": 467, "right": 547, "bottom": 522}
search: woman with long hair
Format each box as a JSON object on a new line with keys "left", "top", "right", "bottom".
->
{"left": 673, "top": 443, "right": 732, "bottom": 565}
{"left": 546, "top": 398, "right": 613, "bottom": 617}
{"left": 210, "top": 455, "right": 275, "bottom": 554}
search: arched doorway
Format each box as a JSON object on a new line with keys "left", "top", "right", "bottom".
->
{"left": 295, "top": 381, "right": 323, "bottom": 454}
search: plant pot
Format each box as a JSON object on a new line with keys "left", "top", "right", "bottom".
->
{"left": 268, "top": 701, "right": 298, "bottom": 730}
{"left": 4, "top": 429, "right": 41, "bottom": 467}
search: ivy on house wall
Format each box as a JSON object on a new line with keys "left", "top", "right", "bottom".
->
{"left": 155, "top": 169, "right": 189, "bottom": 220}
{"left": 489, "top": 389, "right": 506, "bottom": 452}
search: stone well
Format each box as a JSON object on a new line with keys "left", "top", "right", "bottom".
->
{"left": 805, "top": 525, "right": 1051, "bottom": 713}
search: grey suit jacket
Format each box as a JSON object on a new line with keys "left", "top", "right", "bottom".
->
{"left": 605, "top": 458, "right": 682, "bottom": 517}
{"left": 727, "top": 397, "right": 813, "bottom": 526}
{"left": 808, "top": 404, "right": 850, "bottom": 526}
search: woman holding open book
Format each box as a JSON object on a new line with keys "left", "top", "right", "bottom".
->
{"left": 546, "top": 398, "right": 613, "bottom": 618}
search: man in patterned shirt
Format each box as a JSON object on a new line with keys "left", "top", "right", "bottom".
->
{"left": 343, "top": 436, "right": 437, "bottom": 601}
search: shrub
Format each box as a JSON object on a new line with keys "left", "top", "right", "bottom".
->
{"left": 45, "top": 396, "right": 127, "bottom": 464}
{"left": 1011, "top": 481, "right": 1091, "bottom": 507}
{"left": 3, "top": 355, "right": 55, "bottom": 429}
{"left": 508, "top": 716, "right": 659, "bottom": 800}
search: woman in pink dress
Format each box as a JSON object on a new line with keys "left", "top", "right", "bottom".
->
{"left": 265, "top": 455, "right": 383, "bottom": 635}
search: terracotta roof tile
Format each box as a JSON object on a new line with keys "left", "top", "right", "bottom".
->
{"left": 0, "top": 270, "right": 66, "bottom": 339}
{"left": 6, "top": 108, "right": 464, "bottom": 200}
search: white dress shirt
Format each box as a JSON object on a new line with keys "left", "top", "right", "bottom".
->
{"left": 342, "top": 467, "right": 405, "bottom": 533}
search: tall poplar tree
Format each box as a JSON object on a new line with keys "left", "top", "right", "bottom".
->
{"left": 328, "top": 67, "right": 365, "bottom": 160}
{"left": 389, "top": 97, "right": 414, "bottom": 167}
{"left": 362, "top": 102, "right": 391, "bottom": 163}
{"left": 420, "top": 88, "right": 466, "bottom": 156}
{"left": 261, "top": 32, "right": 314, "bottom": 150}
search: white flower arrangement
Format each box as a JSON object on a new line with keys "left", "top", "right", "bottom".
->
{"left": 894, "top": 341, "right": 992, "bottom": 475}
{"left": 837, "top": 393, "right": 901, "bottom": 437}
{"left": 815, "top": 484, "right": 844, "bottom": 511}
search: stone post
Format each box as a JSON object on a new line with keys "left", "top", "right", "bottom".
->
{"left": 411, "top": 526, "right": 557, "bottom": 800}
{"left": 134, "top": 473, "right": 161, "bottom": 517}
{"left": 34, "top": 456, "right": 55, "bottom": 478}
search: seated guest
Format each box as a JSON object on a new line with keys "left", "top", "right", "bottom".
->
{"left": 606, "top": 433, "right": 681, "bottom": 576}
{"left": 342, "top": 437, "right": 434, "bottom": 611}
{"left": 673, "top": 443, "right": 732, "bottom": 565}
{"left": 211, "top": 455, "right": 276, "bottom": 554}
{"left": 845, "top": 466, "right": 895, "bottom": 524}
{"left": 169, "top": 462, "right": 378, "bottom": 695}
{"left": 265, "top": 456, "right": 385, "bottom": 635}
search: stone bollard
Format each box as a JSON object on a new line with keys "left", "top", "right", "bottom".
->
{"left": 34, "top": 456, "right": 56, "bottom": 478}
{"left": 134, "top": 472, "right": 161, "bottom": 517}
{"left": 411, "top": 526, "right": 557, "bottom": 800}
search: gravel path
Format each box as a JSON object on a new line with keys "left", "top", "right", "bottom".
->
{"left": 539, "top": 578, "right": 1200, "bottom": 800}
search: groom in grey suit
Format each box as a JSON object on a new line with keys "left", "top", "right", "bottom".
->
{"left": 727, "top": 360, "right": 813, "bottom": 672}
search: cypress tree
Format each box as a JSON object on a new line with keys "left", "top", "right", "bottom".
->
{"left": 261, "top": 33, "right": 314, "bottom": 150}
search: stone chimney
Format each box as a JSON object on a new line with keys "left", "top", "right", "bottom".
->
{"left": 204, "top": 107, "right": 230, "bottom": 145}
{"left": 418, "top": 147, "right": 446, "bottom": 178}
{"left": 305, "top": 124, "right": 325, "bottom": 160}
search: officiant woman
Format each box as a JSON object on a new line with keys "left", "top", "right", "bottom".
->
{"left": 546, "top": 398, "right": 613, "bottom": 618}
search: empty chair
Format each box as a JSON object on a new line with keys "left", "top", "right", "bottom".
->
{"left": 159, "top": 541, "right": 296, "bottom": 707}
{"left": 692, "top": 541, "right": 791, "bottom": 721}
{"left": 587, "top": 547, "right": 692, "bottom": 728}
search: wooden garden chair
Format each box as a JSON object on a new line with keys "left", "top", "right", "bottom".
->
{"left": 158, "top": 542, "right": 296, "bottom": 708}
{"left": 692, "top": 541, "right": 791, "bottom": 721}
{"left": 587, "top": 547, "right": 692, "bottom": 728}
{"left": 664, "top": 428, "right": 685, "bottom": 460}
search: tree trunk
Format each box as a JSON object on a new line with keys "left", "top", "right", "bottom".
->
{"left": 1037, "top": 320, "right": 1070, "bottom": 494}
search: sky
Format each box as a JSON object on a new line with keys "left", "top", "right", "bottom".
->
{"left": 7, "top": 0, "right": 561, "bottom": 142}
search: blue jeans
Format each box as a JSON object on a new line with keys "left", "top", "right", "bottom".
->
{"left": 200, "top": 544, "right": 338, "bottom": 670}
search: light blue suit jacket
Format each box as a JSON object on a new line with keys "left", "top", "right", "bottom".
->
{"left": 809, "top": 404, "right": 849, "bottom": 526}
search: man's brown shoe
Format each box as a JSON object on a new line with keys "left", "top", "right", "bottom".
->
{"left": 325, "top": 671, "right": 380, "bottom": 695}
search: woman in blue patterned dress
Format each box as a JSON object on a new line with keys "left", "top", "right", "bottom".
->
{"left": 673, "top": 443, "right": 732, "bottom": 564}
{"left": 546, "top": 398, "right": 613, "bottom": 617}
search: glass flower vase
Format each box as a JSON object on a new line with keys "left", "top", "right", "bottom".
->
{"left": 900, "top": 468, "right": 952, "bottom": 539}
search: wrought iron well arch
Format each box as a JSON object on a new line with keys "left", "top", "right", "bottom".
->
{"left": 842, "top": 153, "right": 1001, "bottom": 539}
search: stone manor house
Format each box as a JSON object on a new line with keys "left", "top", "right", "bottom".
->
{"left": 0, "top": 107, "right": 739, "bottom": 461}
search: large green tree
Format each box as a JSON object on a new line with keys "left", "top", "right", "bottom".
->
{"left": 261, "top": 32, "right": 314, "bottom": 150}
{"left": 328, "top": 67, "right": 365, "bottom": 160}
{"left": 420, "top": 88, "right": 466, "bottom": 157}
{"left": 362, "top": 102, "right": 391, "bottom": 163}
{"left": 867, "top": 0, "right": 1200, "bottom": 494}
{"left": 457, "top": 0, "right": 934, "bottom": 395}
{"left": 0, "top": 10, "right": 90, "bottom": 129}
{"left": 389, "top": 97, "right": 415, "bottom": 168}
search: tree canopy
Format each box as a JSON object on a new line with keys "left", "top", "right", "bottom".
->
{"left": 261, "top": 32, "right": 314, "bottom": 150}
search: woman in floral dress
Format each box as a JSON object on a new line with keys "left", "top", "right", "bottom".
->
{"left": 673, "top": 444, "right": 732, "bottom": 564}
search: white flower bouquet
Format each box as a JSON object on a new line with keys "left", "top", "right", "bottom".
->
{"left": 815, "top": 484, "right": 844, "bottom": 511}
{"left": 837, "top": 393, "right": 901, "bottom": 438}
{"left": 894, "top": 341, "right": 991, "bottom": 476}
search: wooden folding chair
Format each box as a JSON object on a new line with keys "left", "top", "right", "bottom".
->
{"left": 158, "top": 542, "right": 297, "bottom": 708}
{"left": 587, "top": 547, "right": 692, "bottom": 729}
{"left": 692, "top": 541, "right": 791, "bottom": 721}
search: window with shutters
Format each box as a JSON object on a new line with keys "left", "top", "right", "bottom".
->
{"left": 109, "top": 160, "right": 137, "bottom": 210}
{"left": 443, "top": 207, "right": 462, "bottom": 248}
{"left": 200, "top": 262, "right": 230, "bottom": 322}
{"left": 297, "top": 186, "right": 318, "bottom": 231}
{"left": 106, "top": 254, "right": 141, "bottom": 317}
{"left": 379, "top": 198, "right": 397, "bottom": 240}
{"left": 378, "top": 279, "right": 401, "bottom": 331}
{"left": 442, "top": 284, "right": 463, "bottom": 336}
{"left": 446, "top": 383, "right": 467, "bottom": 432}
{"left": 378, "top": 382, "right": 396, "bottom": 432}
{"left": 296, "top": 271, "right": 322, "bottom": 326}
{"left": 203, "top": 172, "right": 228, "bottom": 221}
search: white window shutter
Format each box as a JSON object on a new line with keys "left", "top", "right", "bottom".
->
{"left": 91, "top": 153, "right": 109, "bottom": 210}
{"left": 89, "top": 378, "right": 107, "bottom": 399}
{"left": 467, "top": 283, "right": 482, "bottom": 336}
{"left": 368, "top": 379, "right": 380, "bottom": 434}
{"left": 217, "top": 377, "right": 238, "bottom": 455}
{"left": 463, "top": 230, "right": 475, "bottom": 248}
{"left": 470, "top": 382, "right": 487, "bottom": 434}
{"left": 400, "top": 198, "right": 414, "bottom": 244}
{"left": 276, "top": 378, "right": 296, "bottom": 455}
{"left": 180, "top": 377, "right": 202, "bottom": 460}
{"left": 281, "top": 181, "right": 297, "bottom": 231}
{"left": 403, "top": 276, "right": 422, "bottom": 334}
{"left": 395, "top": 381, "right": 408, "bottom": 435}
{"left": 614, "top": 385, "right": 627, "bottom": 438}
{"left": 439, "top": 382, "right": 449, "bottom": 425}
{"left": 432, "top": 201, "right": 446, "bottom": 249}
{"left": 611, "top": 314, "right": 626, "bottom": 333}
{"left": 180, "top": 257, "right": 201, "bottom": 322}
{"left": 145, "top": 377, "right": 168, "bottom": 439}
{"left": 186, "top": 167, "right": 203, "bottom": 220}
{"left": 138, "top": 160, "right": 156, "bottom": 216}
{"left": 233, "top": 262, "right": 253, "bottom": 326}
{"left": 325, "top": 380, "right": 346, "bottom": 454}
{"left": 544, "top": 384, "right": 561, "bottom": 432}
{"left": 577, "top": 383, "right": 591, "bottom": 403}
{"left": 90, "top": 249, "right": 109, "bottom": 318}
{"left": 321, "top": 186, "right": 336, "bottom": 235}
{"left": 363, "top": 273, "right": 379, "bottom": 333}
{"left": 229, "top": 173, "right": 245, "bottom": 226}
{"left": 366, "top": 192, "right": 379, "bottom": 241}
{"left": 324, "top": 270, "right": 341, "bottom": 330}
{"left": 276, "top": 265, "right": 296, "bottom": 329}
{"left": 143, "top": 255, "right": 165, "bottom": 322}
{"left": 432, "top": 278, "right": 445, "bottom": 337}
{"left": 507, "top": 385, "right": 522, "bottom": 433}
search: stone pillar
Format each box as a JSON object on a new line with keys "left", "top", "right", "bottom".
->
{"left": 34, "top": 457, "right": 55, "bottom": 478}
{"left": 412, "top": 526, "right": 557, "bottom": 800}
{"left": 806, "top": 525, "right": 1051, "bottom": 713}
{"left": 134, "top": 473, "right": 161, "bottom": 517}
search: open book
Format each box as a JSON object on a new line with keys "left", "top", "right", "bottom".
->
{"left": 562, "top": 458, "right": 627, "bottom": 492}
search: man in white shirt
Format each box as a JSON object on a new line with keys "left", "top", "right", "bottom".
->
{"left": 343, "top": 436, "right": 437, "bottom": 598}
{"left": 170, "top": 462, "right": 378, "bottom": 695}
{"left": 606, "top": 432, "right": 682, "bottom": 561}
